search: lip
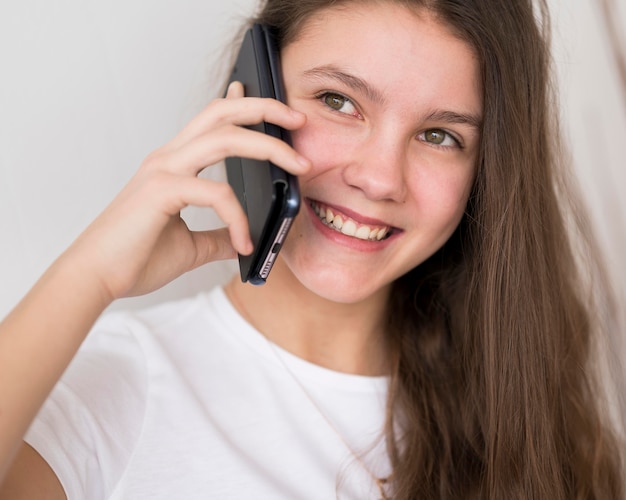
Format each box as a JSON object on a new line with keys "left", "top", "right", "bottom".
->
{"left": 315, "top": 200, "right": 392, "bottom": 228}
{"left": 305, "top": 198, "right": 400, "bottom": 250}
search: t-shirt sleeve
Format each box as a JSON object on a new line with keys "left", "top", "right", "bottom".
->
{"left": 24, "top": 313, "right": 149, "bottom": 500}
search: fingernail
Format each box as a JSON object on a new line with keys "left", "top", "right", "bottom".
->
{"left": 241, "top": 239, "right": 253, "bottom": 256}
{"left": 226, "top": 81, "right": 242, "bottom": 97}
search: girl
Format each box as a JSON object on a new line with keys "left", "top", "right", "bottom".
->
{"left": 1, "top": 0, "right": 624, "bottom": 498}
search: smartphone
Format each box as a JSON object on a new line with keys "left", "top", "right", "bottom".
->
{"left": 225, "top": 24, "right": 300, "bottom": 285}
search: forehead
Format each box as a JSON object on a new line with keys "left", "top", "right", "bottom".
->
{"left": 282, "top": 2, "right": 482, "bottom": 117}
{"left": 287, "top": 1, "right": 472, "bottom": 56}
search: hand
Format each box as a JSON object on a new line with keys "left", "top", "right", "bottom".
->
{"left": 67, "top": 82, "right": 311, "bottom": 300}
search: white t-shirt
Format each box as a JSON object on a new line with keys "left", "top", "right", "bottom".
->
{"left": 25, "top": 287, "right": 391, "bottom": 499}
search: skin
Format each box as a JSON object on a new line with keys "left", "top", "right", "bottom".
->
{"left": 226, "top": 3, "right": 482, "bottom": 375}
{"left": 0, "top": 82, "right": 309, "bottom": 500}
{"left": 0, "top": 2, "right": 481, "bottom": 497}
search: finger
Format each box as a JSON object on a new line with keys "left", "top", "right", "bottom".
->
{"left": 158, "top": 175, "right": 253, "bottom": 255}
{"left": 190, "top": 227, "right": 240, "bottom": 267}
{"left": 158, "top": 124, "right": 311, "bottom": 177}
{"left": 215, "top": 96, "right": 307, "bottom": 130}
{"left": 225, "top": 80, "right": 244, "bottom": 99}
{"left": 167, "top": 96, "right": 307, "bottom": 150}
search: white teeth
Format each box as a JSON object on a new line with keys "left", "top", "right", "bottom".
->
{"left": 326, "top": 208, "right": 334, "bottom": 224}
{"left": 341, "top": 220, "right": 357, "bottom": 237}
{"left": 310, "top": 201, "right": 390, "bottom": 241}
{"left": 356, "top": 226, "right": 371, "bottom": 239}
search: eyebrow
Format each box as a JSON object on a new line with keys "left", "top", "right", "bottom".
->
{"left": 425, "top": 110, "right": 482, "bottom": 131}
{"left": 302, "top": 64, "right": 483, "bottom": 131}
{"left": 302, "top": 65, "right": 386, "bottom": 105}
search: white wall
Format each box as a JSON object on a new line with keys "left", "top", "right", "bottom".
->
{"left": 0, "top": 0, "right": 624, "bottom": 319}
{"left": 0, "top": 0, "right": 261, "bottom": 315}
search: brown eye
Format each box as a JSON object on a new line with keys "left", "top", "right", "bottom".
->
{"left": 424, "top": 129, "right": 446, "bottom": 144}
{"left": 320, "top": 92, "right": 358, "bottom": 116}
{"left": 324, "top": 93, "right": 347, "bottom": 110}
{"left": 420, "top": 129, "right": 459, "bottom": 148}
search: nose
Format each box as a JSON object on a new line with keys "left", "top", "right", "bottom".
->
{"left": 342, "top": 129, "right": 407, "bottom": 202}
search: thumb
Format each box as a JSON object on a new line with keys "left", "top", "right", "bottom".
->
{"left": 190, "top": 227, "right": 242, "bottom": 267}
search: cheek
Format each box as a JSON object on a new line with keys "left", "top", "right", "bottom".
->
{"left": 408, "top": 167, "right": 474, "bottom": 227}
{"left": 290, "top": 117, "right": 357, "bottom": 174}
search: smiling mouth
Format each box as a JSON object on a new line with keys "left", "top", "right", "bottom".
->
{"left": 310, "top": 200, "right": 392, "bottom": 241}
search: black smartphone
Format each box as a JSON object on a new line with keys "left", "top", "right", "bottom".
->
{"left": 225, "top": 24, "right": 300, "bottom": 285}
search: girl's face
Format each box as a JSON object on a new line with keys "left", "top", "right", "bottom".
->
{"left": 278, "top": 2, "right": 482, "bottom": 304}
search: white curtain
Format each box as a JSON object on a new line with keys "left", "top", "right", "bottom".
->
{"left": 551, "top": 0, "right": 626, "bottom": 308}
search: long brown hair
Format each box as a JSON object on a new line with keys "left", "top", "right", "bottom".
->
{"left": 257, "top": 0, "right": 625, "bottom": 497}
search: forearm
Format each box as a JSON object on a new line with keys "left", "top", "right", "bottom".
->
{"left": 0, "top": 250, "right": 113, "bottom": 480}
{"left": 0, "top": 84, "right": 311, "bottom": 483}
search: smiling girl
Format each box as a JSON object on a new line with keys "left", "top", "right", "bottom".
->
{"left": 0, "top": 0, "right": 624, "bottom": 498}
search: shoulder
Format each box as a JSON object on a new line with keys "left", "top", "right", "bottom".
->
{"left": 22, "top": 289, "right": 225, "bottom": 499}
{"left": 111, "top": 286, "right": 231, "bottom": 341}
{"left": 48, "top": 286, "right": 236, "bottom": 423}
{"left": 22, "top": 311, "right": 149, "bottom": 499}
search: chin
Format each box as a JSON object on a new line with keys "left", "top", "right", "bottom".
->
{"left": 286, "top": 257, "right": 391, "bottom": 304}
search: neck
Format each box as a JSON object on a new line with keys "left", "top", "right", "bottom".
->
{"left": 224, "top": 257, "right": 391, "bottom": 376}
